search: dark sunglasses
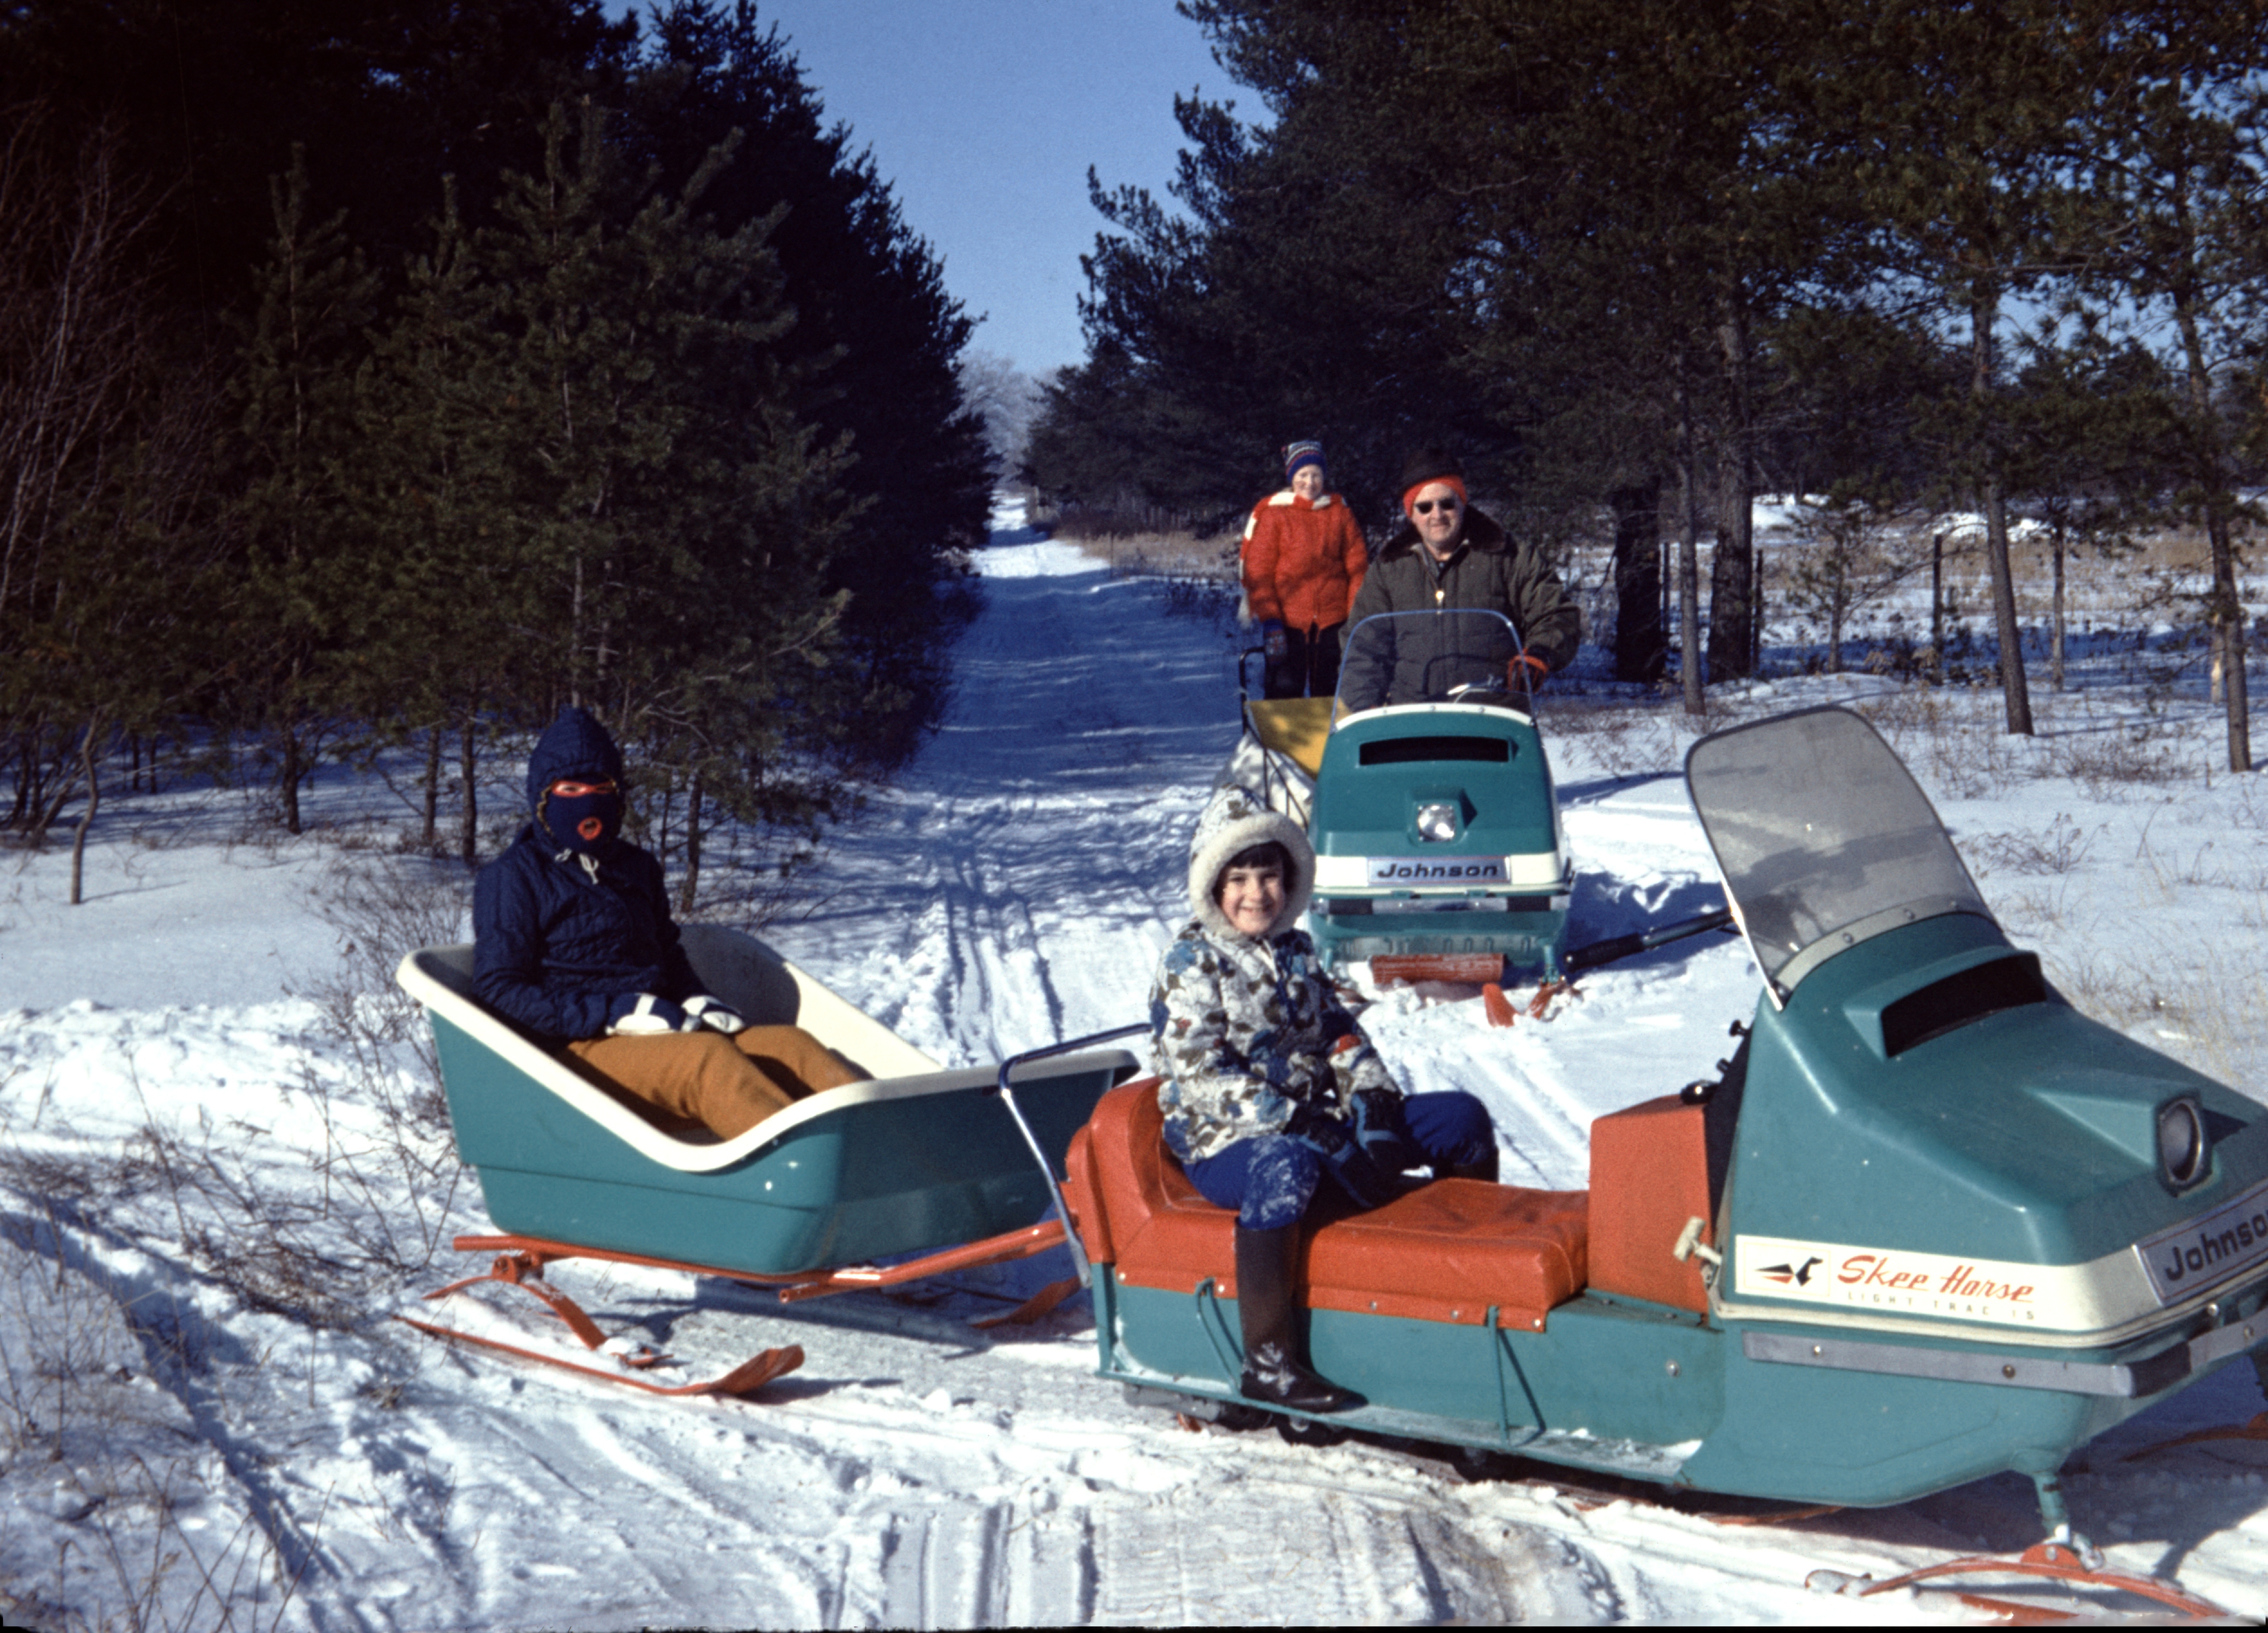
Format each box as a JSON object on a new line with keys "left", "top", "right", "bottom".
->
{"left": 1413, "top": 496, "right": 1460, "bottom": 515}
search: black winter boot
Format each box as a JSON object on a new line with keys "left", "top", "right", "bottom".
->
{"left": 1439, "top": 1150, "right": 1500, "bottom": 1184}
{"left": 1234, "top": 1224, "right": 1363, "bottom": 1413}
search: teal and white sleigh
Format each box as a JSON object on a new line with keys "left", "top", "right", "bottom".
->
{"left": 395, "top": 926, "right": 1139, "bottom": 1392}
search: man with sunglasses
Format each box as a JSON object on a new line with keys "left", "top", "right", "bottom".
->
{"left": 1340, "top": 448, "right": 1582, "bottom": 710}
{"left": 473, "top": 706, "right": 861, "bottom": 1140}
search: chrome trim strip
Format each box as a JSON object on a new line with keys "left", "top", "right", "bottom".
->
{"left": 2190, "top": 1310, "right": 2266, "bottom": 1371}
{"left": 1742, "top": 1330, "right": 2169, "bottom": 1396}
{"left": 1744, "top": 1300, "right": 2268, "bottom": 1398}
{"left": 1333, "top": 701, "right": 1536, "bottom": 731}
{"left": 1771, "top": 899, "right": 1995, "bottom": 998}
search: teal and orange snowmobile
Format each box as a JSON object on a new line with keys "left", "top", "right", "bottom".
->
{"left": 1050, "top": 705, "right": 2265, "bottom": 1611}
{"left": 400, "top": 705, "right": 2264, "bottom": 1609}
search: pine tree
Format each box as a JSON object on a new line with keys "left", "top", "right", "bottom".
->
{"left": 225, "top": 148, "right": 379, "bottom": 832}
{"left": 1818, "top": 0, "right": 2136, "bottom": 734}
{"left": 623, "top": 2, "right": 992, "bottom": 770}
{"left": 2081, "top": 4, "right": 2268, "bottom": 767}
{"left": 458, "top": 100, "right": 852, "bottom": 879}
{"left": 352, "top": 182, "right": 524, "bottom": 862}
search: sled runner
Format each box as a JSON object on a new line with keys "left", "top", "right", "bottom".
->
{"left": 396, "top": 925, "right": 1140, "bottom": 1387}
{"left": 1074, "top": 705, "right": 2265, "bottom": 1606}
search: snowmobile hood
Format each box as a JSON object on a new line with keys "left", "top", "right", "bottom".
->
{"left": 525, "top": 707, "right": 626, "bottom": 815}
{"left": 1718, "top": 911, "right": 2268, "bottom": 1341}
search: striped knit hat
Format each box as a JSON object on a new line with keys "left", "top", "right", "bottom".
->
{"left": 1282, "top": 441, "right": 1325, "bottom": 482}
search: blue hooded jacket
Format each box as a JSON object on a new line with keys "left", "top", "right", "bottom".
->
{"left": 472, "top": 707, "right": 698, "bottom": 1040}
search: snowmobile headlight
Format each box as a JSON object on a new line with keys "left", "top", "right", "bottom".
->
{"left": 1415, "top": 802, "right": 1460, "bottom": 843}
{"left": 2157, "top": 1097, "right": 2208, "bottom": 1189}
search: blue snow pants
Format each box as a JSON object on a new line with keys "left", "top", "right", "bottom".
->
{"left": 1181, "top": 1090, "right": 1496, "bottom": 1230}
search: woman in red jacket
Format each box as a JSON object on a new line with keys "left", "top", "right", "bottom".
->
{"left": 1242, "top": 440, "right": 1371, "bottom": 699}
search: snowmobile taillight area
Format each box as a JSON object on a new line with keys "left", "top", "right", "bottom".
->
{"left": 1368, "top": 952, "right": 1507, "bottom": 985}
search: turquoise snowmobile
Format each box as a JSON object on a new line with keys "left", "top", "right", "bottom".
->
{"left": 1058, "top": 704, "right": 2267, "bottom": 1589}
{"left": 1243, "top": 608, "right": 1573, "bottom": 983}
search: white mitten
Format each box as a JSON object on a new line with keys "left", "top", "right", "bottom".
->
{"left": 682, "top": 994, "right": 747, "bottom": 1035}
{"left": 607, "top": 992, "right": 690, "bottom": 1035}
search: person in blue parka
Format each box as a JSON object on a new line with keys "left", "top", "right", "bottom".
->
{"left": 474, "top": 706, "right": 861, "bottom": 1138}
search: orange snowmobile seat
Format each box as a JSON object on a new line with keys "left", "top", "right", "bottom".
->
{"left": 1063, "top": 1079, "right": 1588, "bottom": 1331}
{"left": 1586, "top": 1094, "right": 1714, "bottom": 1314}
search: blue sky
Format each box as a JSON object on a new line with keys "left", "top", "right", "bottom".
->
{"left": 612, "top": 1, "right": 1226, "bottom": 375}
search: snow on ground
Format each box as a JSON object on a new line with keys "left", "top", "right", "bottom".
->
{"left": 1, "top": 505, "right": 2266, "bottom": 1627}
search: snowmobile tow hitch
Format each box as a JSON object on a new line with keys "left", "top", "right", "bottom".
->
{"left": 1371, "top": 904, "right": 1737, "bottom": 1024}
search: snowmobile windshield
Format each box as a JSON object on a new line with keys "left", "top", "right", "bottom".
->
{"left": 1685, "top": 706, "right": 1991, "bottom": 999}
{"left": 1336, "top": 610, "right": 1526, "bottom": 718}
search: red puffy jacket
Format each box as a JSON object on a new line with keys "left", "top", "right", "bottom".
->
{"left": 1242, "top": 490, "right": 1369, "bottom": 632}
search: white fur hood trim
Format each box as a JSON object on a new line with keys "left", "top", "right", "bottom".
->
{"left": 1186, "top": 784, "right": 1315, "bottom": 940}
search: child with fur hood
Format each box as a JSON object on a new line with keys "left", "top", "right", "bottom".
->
{"left": 1150, "top": 786, "right": 1499, "bottom": 1412}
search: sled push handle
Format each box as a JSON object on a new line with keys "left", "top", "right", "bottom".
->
{"left": 990, "top": 1022, "right": 1149, "bottom": 1290}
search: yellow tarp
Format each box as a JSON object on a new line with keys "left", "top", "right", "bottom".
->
{"left": 1244, "top": 697, "right": 1335, "bottom": 777}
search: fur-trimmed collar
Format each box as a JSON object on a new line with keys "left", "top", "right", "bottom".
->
{"left": 1264, "top": 488, "right": 1339, "bottom": 510}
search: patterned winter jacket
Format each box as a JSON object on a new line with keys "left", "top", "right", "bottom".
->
{"left": 1150, "top": 919, "right": 1401, "bottom": 1164}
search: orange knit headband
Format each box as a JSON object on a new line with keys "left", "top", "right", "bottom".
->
{"left": 1402, "top": 474, "right": 1468, "bottom": 520}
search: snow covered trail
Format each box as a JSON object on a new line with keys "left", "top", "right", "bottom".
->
{"left": 2, "top": 520, "right": 2266, "bottom": 1627}
{"left": 768, "top": 536, "right": 1236, "bottom": 1064}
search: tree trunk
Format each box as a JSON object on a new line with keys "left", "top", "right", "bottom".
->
{"left": 1675, "top": 359, "right": 1705, "bottom": 716}
{"left": 678, "top": 772, "right": 704, "bottom": 915}
{"left": 1751, "top": 552, "right": 1764, "bottom": 674}
{"left": 68, "top": 718, "right": 101, "bottom": 906}
{"left": 1659, "top": 540, "right": 1670, "bottom": 649}
{"left": 1610, "top": 482, "right": 1666, "bottom": 683}
{"left": 569, "top": 555, "right": 585, "bottom": 708}
{"left": 1930, "top": 532, "right": 1945, "bottom": 666}
{"left": 1972, "top": 287, "right": 2032, "bottom": 735}
{"left": 2210, "top": 506, "right": 2249, "bottom": 769}
{"left": 2174, "top": 307, "right": 2249, "bottom": 767}
{"left": 422, "top": 723, "right": 442, "bottom": 851}
{"left": 2166, "top": 165, "right": 2250, "bottom": 771}
{"left": 458, "top": 711, "right": 479, "bottom": 866}
{"left": 10, "top": 738, "right": 31, "bottom": 829}
{"left": 279, "top": 723, "right": 304, "bottom": 833}
{"left": 1707, "top": 292, "right": 1755, "bottom": 680}
{"left": 2050, "top": 528, "right": 2066, "bottom": 692}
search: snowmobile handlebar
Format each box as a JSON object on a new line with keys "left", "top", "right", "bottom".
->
{"left": 989, "top": 1022, "right": 1151, "bottom": 1290}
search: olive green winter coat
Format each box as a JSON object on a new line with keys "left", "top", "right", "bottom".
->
{"left": 1344, "top": 505, "right": 1582, "bottom": 677}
